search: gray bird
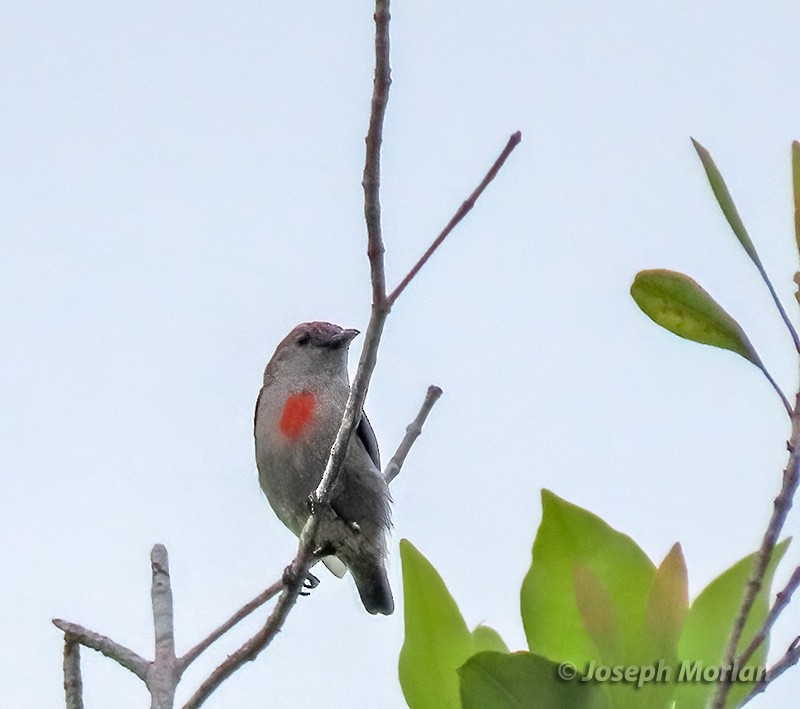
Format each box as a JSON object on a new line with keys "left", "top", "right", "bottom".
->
{"left": 254, "top": 321, "right": 394, "bottom": 615}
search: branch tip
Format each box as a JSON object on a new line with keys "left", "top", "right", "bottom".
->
{"left": 384, "top": 384, "right": 443, "bottom": 485}
{"left": 388, "top": 130, "right": 522, "bottom": 305}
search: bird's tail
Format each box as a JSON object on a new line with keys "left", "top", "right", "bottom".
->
{"left": 350, "top": 559, "right": 394, "bottom": 615}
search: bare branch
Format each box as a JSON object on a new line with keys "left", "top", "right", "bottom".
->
{"left": 384, "top": 385, "right": 443, "bottom": 484}
{"left": 738, "top": 563, "right": 800, "bottom": 668}
{"left": 63, "top": 634, "right": 84, "bottom": 709}
{"left": 147, "top": 544, "right": 179, "bottom": 707}
{"left": 182, "top": 550, "right": 313, "bottom": 708}
{"left": 315, "top": 0, "right": 395, "bottom": 502}
{"left": 712, "top": 395, "right": 800, "bottom": 708}
{"left": 388, "top": 130, "right": 522, "bottom": 305}
{"left": 310, "top": 0, "right": 394, "bottom": 529}
{"left": 741, "top": 636, "right": 800, "bottom": 704}
{"left": 362, "top": 0, "right": 391, "bottom": 303}
{"left": 178, "top": 579, "right": 284, "bottom": 672}
{"left": 150, "top": 544, "right": 176, "bottom": 666}
{"left": 52, "top": 619, "right": 149, "bottom": 680}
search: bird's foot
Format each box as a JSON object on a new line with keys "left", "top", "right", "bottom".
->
{"left": 282, "top": 563, "right": 321, "bottom": 597}
{"left": 299, "top": 572, "right": 320, "bottom": 596}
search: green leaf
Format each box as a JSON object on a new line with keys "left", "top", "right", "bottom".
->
{"left": 691, "top": 138, "right": 762, "bottom": 267}
{"left": 692, "top": 139, "right": 800, "bottom": 361}
{"left": 793, "top": 141, "right": 800, "bottom": 262}
{"left": 399, "top": 539, "right": 473, "bottom": 709}
{"left": 521, "top": 490, "right": 656, "bottom": 667}
{"left": 459, "top": 652, "right": 607, "bottom": 709}
{"left": 631, "top": 269, "right": 763, "bottom": 367}
{"left": 675, "top": 538, "right": 790, "bottom": 708}
{"left": 472, "top": 625, "right": 510, "bottom": 655}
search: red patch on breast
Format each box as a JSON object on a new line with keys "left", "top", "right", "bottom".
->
{"left": 279, "top": 392, "right": 316, "bottom": 439}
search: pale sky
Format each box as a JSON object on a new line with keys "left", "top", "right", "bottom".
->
{"left": 3, "top": 2, "right": 800, "bottom": 707}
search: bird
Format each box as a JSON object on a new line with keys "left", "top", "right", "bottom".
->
{"left": 254, "top": 321, "right": 394, "bottom": 615}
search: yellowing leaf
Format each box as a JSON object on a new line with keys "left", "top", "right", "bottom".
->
{"left": 574, "top": 565, "right": 620, "bottom": 663}
{"left": 631, "top": 269, "right": 762, "bottom": 366}
{"left": 645, "top": 543, "right": 689, "bottom": 654}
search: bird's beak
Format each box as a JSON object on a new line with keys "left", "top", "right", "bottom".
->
{"left": 330, "top": 328, "right": 360, "bottom": 347}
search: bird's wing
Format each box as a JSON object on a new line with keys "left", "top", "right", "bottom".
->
{"left": 356, "top": 410, "right": 381, "bottom": 470}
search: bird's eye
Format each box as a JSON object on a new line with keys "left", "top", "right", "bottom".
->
{"left": 296, "top": 333, "right": 311, "bottom": 346}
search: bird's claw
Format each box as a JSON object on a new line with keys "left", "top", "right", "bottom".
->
{"left": 284, "top": 564, "right": 321, "bottom": 596}
{"left": 298, "top": 571, "right": 320, "bottom": 595}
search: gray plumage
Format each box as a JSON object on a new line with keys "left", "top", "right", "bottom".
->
{"left": 254, "top": 322, "right": 393, "bottom": 615}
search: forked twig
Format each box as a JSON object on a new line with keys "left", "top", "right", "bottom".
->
{"left": 713, "top": 394, "right": 800, "bottom": 707}
{"left": 178, "top": 579, "right": 285, "bottom": 671}
{"left": 737, "top": 563, "right": 800, "bottom": 669}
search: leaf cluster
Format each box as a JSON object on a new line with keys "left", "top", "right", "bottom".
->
{"left": 399, "top": 492, "right": 787, "bottom": 708}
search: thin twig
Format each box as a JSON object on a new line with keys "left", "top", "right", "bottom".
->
{"left": 755, "top": 262, "right": 800, "bottom": 356}
{"left": 362, "top": 0, "right": 391, "bottom": 304}
{"left": 741, "top": 636, "right": 800, "bottom": 705}
{"left": 737, "top": 563, "right": 800, "bottom": 668}
{"left": 314, "top": 314, "right": 389, "bottom": 501}
{"left": 182, "top": 549, "right": 313, "bottom": 708}
{"left": 757, "top": 362, "right": 793, "bottom": 417}
{"left": 63, "top": 634, "right": 84, "bottom": 709}
{"left": 712, "top": 394, "right": 800, "bottom": 708}
{"left": 314, "top": 0, "right": 394, "bottom": 501}
{"left": 388, "top": 130, "right": 522, "bottom": 305}
{"left": 384, "top": 385, "right": 443, "bottom": 484}
{"left": 178, "top": 579, "right": 284, "bottom": 671}
{"left": 309, "top": 0, "right": 393, "bottom": 529}
{"left": 52, "top": 619, "right": 150, "bottom": 680}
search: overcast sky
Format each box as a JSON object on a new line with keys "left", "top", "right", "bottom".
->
{"left": 3, "top": 2, "right": 800, "bottom": 707}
